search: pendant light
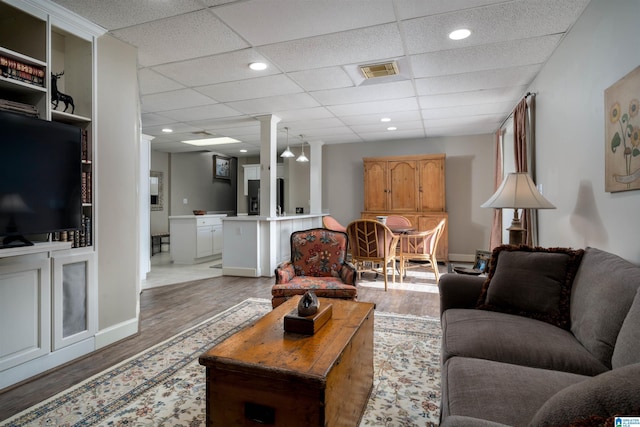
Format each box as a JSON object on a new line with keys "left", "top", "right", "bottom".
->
{"left": 296, "top": 135, "right": 309, "bottom": 162}
{"left": 280, "top": 127, "right": 295, "bottom": 158}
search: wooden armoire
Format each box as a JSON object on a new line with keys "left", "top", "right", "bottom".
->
{"left": 361, "top": 153, "right": 448, "bottom": 261}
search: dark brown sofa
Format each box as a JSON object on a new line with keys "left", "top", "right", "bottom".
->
{"left": 438, "top": 246, "right": 640, "bottom": 426}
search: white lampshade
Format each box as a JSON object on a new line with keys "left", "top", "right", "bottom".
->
{"left": 481, "top": 173, "right": 555, "bottom": 210}
{"left": 280, "top": 126, "right": 295, "bottom": 158}
{"left": 296, "top": 136, "right": 309, "bottom": 162}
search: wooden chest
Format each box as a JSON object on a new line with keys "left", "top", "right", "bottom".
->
{"left": 199, "top": 296, "right": 375, "bottom": 427}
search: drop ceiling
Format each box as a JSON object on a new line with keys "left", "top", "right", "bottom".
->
{"left": 51, "top": 0, "right": 591, "bottom": 156}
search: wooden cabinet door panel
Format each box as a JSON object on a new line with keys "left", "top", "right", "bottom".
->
{"left": 418, "top": 158, "right": 445, "bottom": 211}
{"left": 388, "top": 160, "right": 418, "bottom": 212}
{"left": 363, "top": 161, "right": 387, "bottom": 211}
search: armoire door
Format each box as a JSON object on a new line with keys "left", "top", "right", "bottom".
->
{"left": 387, "top": 160, "right": 418, "bottom": 212}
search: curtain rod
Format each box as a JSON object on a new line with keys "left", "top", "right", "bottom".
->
{"left": 498, "top": 92, "right": 536, "bottom": 130}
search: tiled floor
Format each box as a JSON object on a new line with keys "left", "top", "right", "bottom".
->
{"left": 141, "top": 251, "right": 223, "bottom": 289}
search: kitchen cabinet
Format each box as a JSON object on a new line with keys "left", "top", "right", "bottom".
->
{"left": 170, "top": 215, "right": 225, "bottom": 264}
{"left": 242, "top": 163, "right": 284, "bottom": 196}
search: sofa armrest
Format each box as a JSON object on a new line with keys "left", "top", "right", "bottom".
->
{"left": 438, "top": 273, "right": 486, "bottom": 317}
{"left": 274, "top": 261, "right": 295, "bottom": 284}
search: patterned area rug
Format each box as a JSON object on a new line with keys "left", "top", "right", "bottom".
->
{"left": 1, "top": 298, "right": 441, "bottom": 427}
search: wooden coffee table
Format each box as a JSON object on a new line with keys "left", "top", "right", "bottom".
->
{"left": 199, "top": 296, "right": 375, "bottom": 427}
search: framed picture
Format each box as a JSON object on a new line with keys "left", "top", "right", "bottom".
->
{"left": 213, "top": 155, "right": 231, "bottom": 180}
{"left": 473, "top": 249, "right": 492, "bottom": 273}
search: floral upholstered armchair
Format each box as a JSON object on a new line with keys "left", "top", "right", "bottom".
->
{"left": 272, "top": 228, "right": 357, "bottom": 308}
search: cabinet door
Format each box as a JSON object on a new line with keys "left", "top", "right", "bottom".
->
{"left": 0, "top": 257, "right": 51, "bottom": 371}
{"left": 418, "top": 158, "right": 445, "bottom": 211}
{"left": 388, "top": 160, "right": 418, "bottom": 212}
{"left": 52, "top": 252, "right": 96, "bottom": 350}
{"left": 196, "top": 226, "right": 214, "bottom": 258}
{"left": 363, "top": 160, "right": 387, "bottom": 211}
{"left": 212, "top": 224, "right": 223, "bottom": 256}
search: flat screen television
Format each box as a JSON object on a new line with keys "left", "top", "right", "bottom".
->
{"left": 0, "top": 110, "right": 82, "bottom": 248}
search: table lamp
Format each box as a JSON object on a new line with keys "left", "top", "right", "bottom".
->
{"left": 481, "top": 172, "right": 555, "bottom": 245}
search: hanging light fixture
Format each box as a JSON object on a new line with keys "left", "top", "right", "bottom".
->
{"left": 280, "top": 127, "right": 294, "bottom": 158}
{"left": 296, "top": 135, "right": 309, "bottom": 162}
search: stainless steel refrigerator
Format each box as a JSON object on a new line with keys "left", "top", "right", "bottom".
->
{"left": 248, "top": 178, "right": 284, "bottom": 215}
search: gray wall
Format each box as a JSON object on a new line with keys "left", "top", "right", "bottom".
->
{"left": 96, "top": 34, "right": 139, "bottom": 330}
{"left": 169, "top": 151, "right": 237, "bottom": 216}
{"left": 323, "top": 134, "right": 494, "bottom": 259}
{"left": 530, "top": 0, "right": 640, "bottom": 263}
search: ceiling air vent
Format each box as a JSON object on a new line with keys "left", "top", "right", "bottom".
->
{"left": 359, "top": 61, "right": 399, "bottom": 79}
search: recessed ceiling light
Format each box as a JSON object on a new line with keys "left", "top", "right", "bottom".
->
{"left": 181, "top": 137, "right": 241, "bottom": 146}
{"left": 449, "top": 29, "right": 471, "bottom": 40}
{"left": 162, "top": 128, "right": 173, "bottom": 133}
{"left": 380, "top": 117, "right": 391, "bottom": 122}
{"left": 387, "top": 126, "right": 397, "bottom": 131}
{"left": 249, "top": 62, "right": 267, "bottom": 71}
{"left": 240, "top": 149, "right": 247, "bottom": 153}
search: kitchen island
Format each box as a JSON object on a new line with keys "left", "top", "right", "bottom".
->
{"left": 221, "top": 213, "right": 326, "bottom": 277}
{"left": 169, "top": 214, "right": 227, "bottom": 264}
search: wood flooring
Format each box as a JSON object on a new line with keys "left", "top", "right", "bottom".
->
{"left": 0, "top": 273, "right": 440, "bottom": 420}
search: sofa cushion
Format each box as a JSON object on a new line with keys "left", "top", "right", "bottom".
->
{"left": 441, "top": 308, "right": 608, "bottom": 376}
{"left": 612, "top": 287, "right": 640, "bottom": 369}
{"left": 570, "top": 247, "right": 640, "bottom": 368}
{"left": 476, "top": 245, "right": 584, "bottom": 329}
{"left": 441, "top": 357, "right": 586, "bottom": 427}
{"left": 528, "top": 362, "right": 640, "bottom": 426}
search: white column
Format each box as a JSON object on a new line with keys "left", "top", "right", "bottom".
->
{"left": 308, "top": 140, "right": 324, "bottom": 214}
{"left": 256, "top": 115, "right": 281, "bottom": 217}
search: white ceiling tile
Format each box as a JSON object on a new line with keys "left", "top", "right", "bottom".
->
{"left": 285, "top": 117, "right": 346, "bottom": 131}
{"left": 143, "top": 123, "right": 203, "bottom": 137}
{"left": 339, "top": 111, "right": 423, "bottom": 126}
{"left": 197, "top": 74, "right": 303, "bottom": 103}
{"left": 213, "top": 0, "right": 397, "bottom": 45}
{"left": 402, "top": 0, "right": 590, "bottom": 55}
{"left": 111, "top": 11, "right": 249, "bottom": 67}
{"left": 350, "top": 120, "right": 425, "bottom": 134}
{"left": 152, "top": 49, "right": 279, "bottom": 88}
{"left": 186, "top": 117, "right": 261, "bottom": 131}
{"left": 138, "top": 68, "right": 184, "bottom": 95}
{"left": 51, "top": 0, "right": 204, "bottom": 30}
{"left": 410, "top": 34, "right": 562, "bottom": 78}
{"left": 141, "top": 89, "right": 217, "bottom": 113}
{"left": 141, "top": 112, "right": 177, "bottom": 127}
{"left": 327, "top": 98, "right": 419, "bottom": 117}
{"left": 359, "top": 128, "right": 426, "bottom": 141}
{"left": 158, "top": 104, "right": 244, "bottom": 122}
{"left": 289, "top": 67, "right": 354, "bottom": 91}
{"left": 227, "top": 93, "right": 320, "bottom": 115}
{"left": 419, "top": 86, "right": 525, "bottom": 109}
{"left": 258, "top": 23, "right": 404, "bottom": 72}
{"left": 415, "top": 65, "right": 540, "bottom": 96}
{"left": 421, "top": 101, "right": 514, "bottom": 120}
{"left": 271, "top": 107, "right": 335, "bottom": 123}
{"left": 393, "top": 0, "right": 507, "bottom": 20}
{"left": 312, "top": 81, "right": 415, "bottom": 105}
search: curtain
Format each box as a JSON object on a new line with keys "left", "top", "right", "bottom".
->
{"left": 489, "top": 129, "right": 503, "bottom": 250}
{"left": 513, "top": 97, "right": 534, "bottom": 246}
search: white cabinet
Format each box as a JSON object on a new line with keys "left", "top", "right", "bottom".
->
{"left": 0, "top": 255, "right": 51, "bottom": 372}
{"left": 242, "top": 163, "right": 285, "bottom": 195}
{"left": 170, "top": 215, "right": 225, "bottom": 264}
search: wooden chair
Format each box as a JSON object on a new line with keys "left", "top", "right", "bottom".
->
{"left": 385, "top": 215, "right": 412, "bottom": 229}
{"left": 272, "top": 228, "right": 357, "bottom": 308}
{"left": 346, "top": 219, "right": 399, "bottom": 291}
{"left": 322, "top": 215, "right": 347, "bottom": 232}
{"left": 398, "top": 219, "right": 447, "bottom": 283}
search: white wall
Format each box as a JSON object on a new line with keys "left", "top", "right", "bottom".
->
{"left": 530, "top": 0, "right": 640, "bottom": 263}
{"left": 96, "top": 34, "right": 140, "bottom": 331}
{"left": 322, "top": 134, "right": 494, "bottom": 258}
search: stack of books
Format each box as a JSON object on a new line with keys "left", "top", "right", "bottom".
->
{"left": 0, "top": 55, "right": 45, "bottom": 87}
{"left": 0, "top": 98, "right": 38, "bottom": 117}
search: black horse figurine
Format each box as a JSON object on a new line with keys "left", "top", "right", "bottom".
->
{"left": 51, "top": 71, "right": 75, "bottom": 114}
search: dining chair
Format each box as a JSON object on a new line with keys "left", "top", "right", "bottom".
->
{"left": 346, "top": 219, "right": 399, "bottom": 291}
{"left": 398, "top": 218, "right": 447, "bottom": 283}
{"left": 385, "top": 215, "right": 412, "bottom": 229}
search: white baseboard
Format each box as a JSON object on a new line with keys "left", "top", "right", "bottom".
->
{"left": 95, "top": 317, "right": 139, "bottom": 350}
{"left": 222, "top": 267, "right": 261, "bottom": 277}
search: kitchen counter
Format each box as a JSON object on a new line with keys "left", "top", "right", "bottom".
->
{"left": 222, "top": 213, "right": 327, "bottom": 277}
{"left": 169, "top": 214, "right": 227, "bottom": 264}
